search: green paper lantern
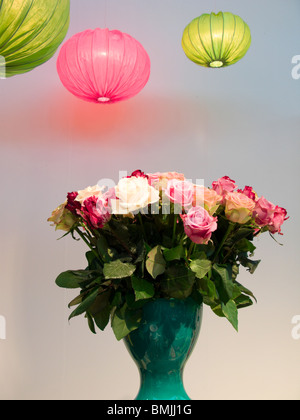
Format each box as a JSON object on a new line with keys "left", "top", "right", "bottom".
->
{"left": 0, "top": 0, "right": 70, "bottom": 78}
{"left": 182, "top": 11, "right": 251, "bottom": 68}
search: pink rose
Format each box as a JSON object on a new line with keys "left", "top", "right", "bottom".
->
{"left": 193, "top": 185, "right": 222, "bottom": 215}
{"left": 81, "top": 196, "right": 111, "bottom": 229}
{"left": 165, "top": 179, "right": 194, "bottom": 210}
{"left": 237, "top": 186, "right": 257, "bottom": 201}
{"left": 225, "top": 191, "right": 255, "bottom": 224}
{"left": 212, "top": 176, "right": 237, "bottom": 199}
{"left": 269, "top": 206, "right": 288, "bottom": 235}
{"left": 101, "top": 187, "right": 116, "bottom": 208}
{"left": 253, "top": 196, "right": 276, "bottom": 227}
{"left": 181, "top": 206, "right": 218, "bottom": 244}
{"left": 253, "top": 197, "right": 288, "bottom": 235}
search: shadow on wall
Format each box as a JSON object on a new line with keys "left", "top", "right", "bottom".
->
{"left": 1, "top": 89, "right": 210, "bottom": 147}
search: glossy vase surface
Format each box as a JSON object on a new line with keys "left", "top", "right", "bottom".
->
{"left": 124, "top": 298, "right": 203, "bottom": 400}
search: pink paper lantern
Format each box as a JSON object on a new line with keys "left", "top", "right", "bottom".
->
{"left": 57, "top": 28, "right": 151, "bottom": 104}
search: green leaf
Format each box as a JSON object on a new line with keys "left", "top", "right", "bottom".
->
{"left": 163, "top": 245, "right": 185, "bottom": 262}
{"left": 197, "top": 277, "right": 218, "bottom": 300}
{"left": 89, "top": 290, "right": 112, "bottom": 331}
{"left": 222, "top": 300, "right": 238, "bottom": 331}
{"left": 111, "top": 290, "right": 123, "bottom": 307}
{"left": 191, "top": 242, "right": 215, "bottom": 258}
{"left": 131, "top": 275, "right": 155, "bottom": 301}
{"left": 126, "top": 292, "right": 149, "bottom": 309}
{"left": 211, "top": 303, "right": 224, "bottom": 317}
{"left": 212, "top": 263, "right": 234, "bottom": 304}
{"left": 55, "top": 270, "right": 96, "bottom": 289}
{"left": 103, "top": 260, "right": 136, "bottom": 279}
{"left": 146, "top": 245, "right": 166, "bottom": 279}
{"left": 97, "top": 236, "right": 111, "bottom": 262}
{"left": 235, "top": 238, "right": 256, "bottom": 254}
{"left": 111, "top": 304, "right": 142, "bottom": 341}
{"left": 234, "top": 294, "right": 254, "bottom": 309}
{"left": 230, "top": 226, "right": 254, "bottom": 243}
{"left": 68, "top": 294, "right": 84, "bottom": 308}
{"left": 68, "top": 288, "right": 100, "bottom": 321}
{"left": 238, "top": 254, "right": 261, "bottom": 274}
{"left": 190, "top": 256, "right": 212, "bottom": 279}
{"left": 190, "top": 287, "right": 204, "bottom": 305}
{"left": 235, "top": 281, "right": 257, "bottom": 303}
{"left": 86, "top": 312, "right": 96, "bottom": 334}
{"left": 161, "top": 265, "right": 195, "bottom": 299}
{"left": 85, "top": 251, "right": 102, "bottom": 270}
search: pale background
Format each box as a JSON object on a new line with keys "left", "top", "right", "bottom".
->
{"left": 0, "top": 0, "right": 299, "bottom": 400}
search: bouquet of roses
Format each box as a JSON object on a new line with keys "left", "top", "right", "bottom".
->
{"left": 48, "top": 171, "right": 288, "bottom": 340}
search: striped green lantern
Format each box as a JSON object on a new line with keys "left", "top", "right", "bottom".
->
{"left": 0, "top": 0, "right": 70, "bottom": 78}
{"left": 182, "top": 11, "right": 251, "bottom": 68}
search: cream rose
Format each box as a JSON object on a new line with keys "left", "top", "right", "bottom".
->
{"left": 75, "top": 185, "right": 104, "bottom": 204}
{"left": 111, "top": 176, "right": 160, "bottom": 215}
{"left": 225, "top": 192, "right": 255, "bottom": 224}
{"left": 47, "top": 201, "right": 76, "bottom": 232}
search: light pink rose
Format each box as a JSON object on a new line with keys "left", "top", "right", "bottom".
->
{"left": 148, "top": 172, "right": 185, "bottom": 189}
{"left": 181, "top": 206, "right": 218, "bottom": 244}
{"left": 225, "top": 191, "right": 255, "bottom": 224}
{"left": 75, "top": 185, "right": 103, "bottom": 204}
{"left": 253, "top": 196, "right": 276, "bottom": 227}
{"left": 193, "top": 185, "right": 222, "bottom": 215}
{"left": 212, "top": 176, "right": 237, "bottom": 199}
{"left": 165, "top": 179, "right": 194, "bottom": 209}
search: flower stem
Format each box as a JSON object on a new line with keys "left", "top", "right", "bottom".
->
{"left": 187, "top": 242, "right": 195, "bottom": 260}
{"left": 212, "top": 223, "right": 235, "bottom": 264}
{"left": 172, "top": 215, "right": 177, "bottom": 246}
{"left": 74, "top": 227, "right": 101, "bottom": 263}
{"left": 138, "top": 212, "right": 147, "bottom": 242}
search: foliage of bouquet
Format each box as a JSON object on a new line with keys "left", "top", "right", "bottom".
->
{"left": 48, "top": 171, "right": 288, "bottom": 340}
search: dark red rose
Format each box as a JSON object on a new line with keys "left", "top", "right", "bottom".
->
{"left": 66, "top": 192, "right": 81, "bottom": 214}
{"left": 128, "top": 170, "right": 148, "bottom": 179}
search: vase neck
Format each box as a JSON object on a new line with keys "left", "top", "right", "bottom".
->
{"left": 136, "top": 369, "right": 190, "bottom": 400}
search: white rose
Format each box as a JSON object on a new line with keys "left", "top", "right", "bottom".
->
{"left": 75, "top": 185, "right": 104, "bottom": 204}
{"left": 111, "top": 177, "right": 159, "bottom": 215}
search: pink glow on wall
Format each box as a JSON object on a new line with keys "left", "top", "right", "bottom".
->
{"left": 56, "top": 28, "right": 151, "bottom": 104}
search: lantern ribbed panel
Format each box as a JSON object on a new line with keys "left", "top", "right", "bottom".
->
{"left": 182, "top": 12, "right": 251, "bottom": 68}
{"left": 0, "top": 0, "right": 70, "bottom": 77}
{"left": 56, "top": 28, "right": 151, "bottom": 104}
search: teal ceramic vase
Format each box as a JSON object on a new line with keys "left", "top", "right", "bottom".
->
{"left": 124, "top": 298, "right": 203, "bottom": 400}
